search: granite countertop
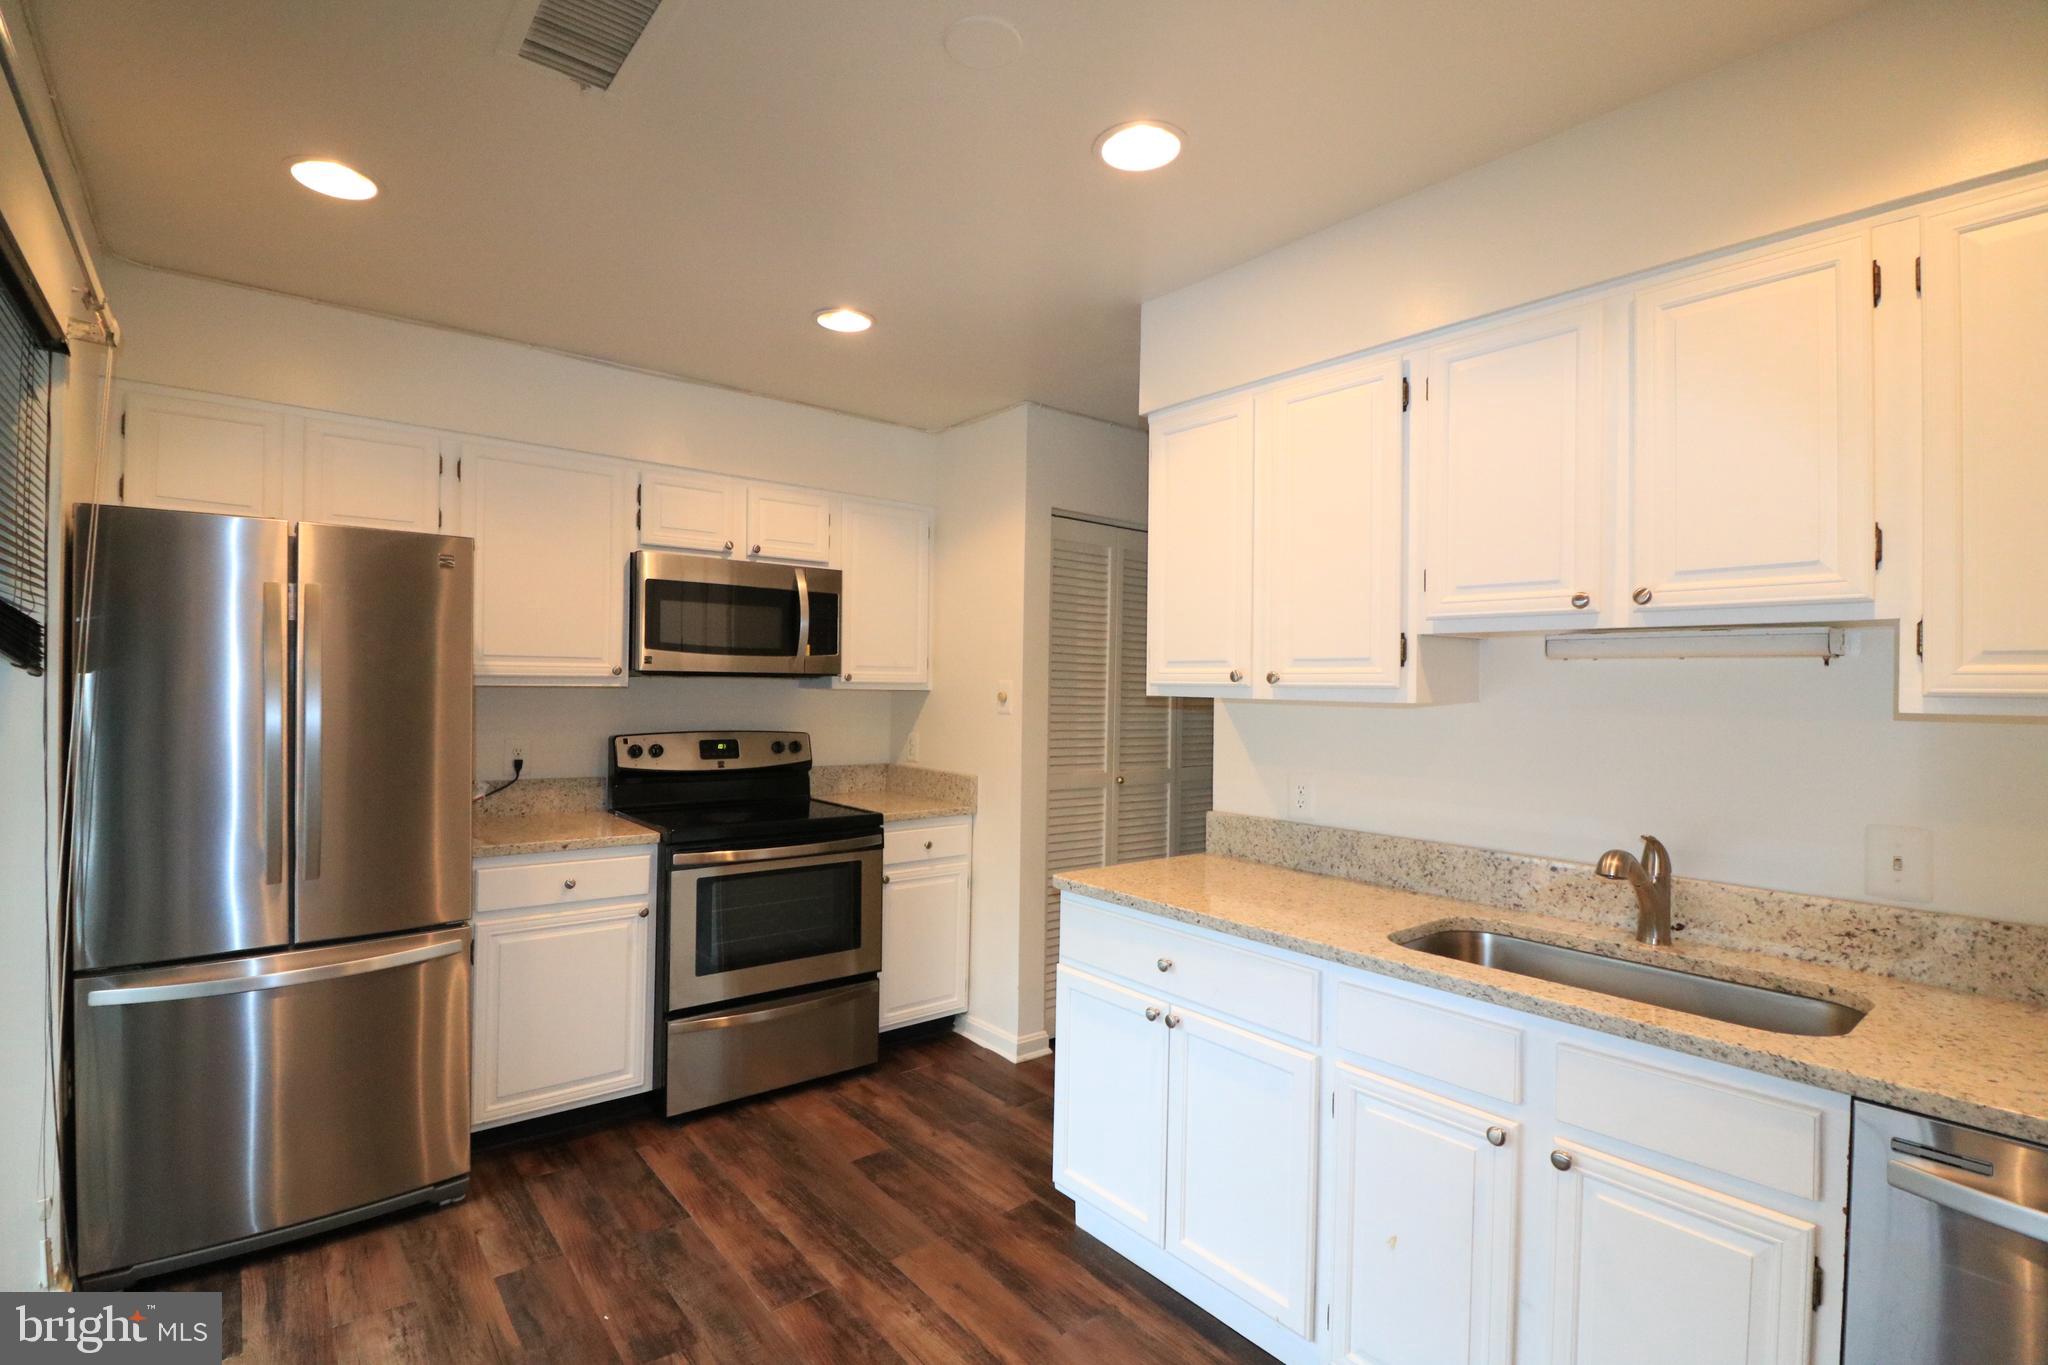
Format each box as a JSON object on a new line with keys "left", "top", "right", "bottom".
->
{"left": 1057, "top": 853, "right": 2048, "bottom": 1145}
{"left": 826, "top": 790, "right": 975, "bottom": 821}
{"left": 812, "top": 763, "right": 976, "bottom": 822}
{"left": 472, "top": 809, "right": 660, "bottom": 859}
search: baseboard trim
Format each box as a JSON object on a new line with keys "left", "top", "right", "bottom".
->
{"left": 953, "top": 1014, "right": 1052, "bottom": 1063}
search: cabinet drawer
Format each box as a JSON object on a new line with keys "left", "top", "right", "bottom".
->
{"left": 1553, "top": 1044, "right": 1827, "bottom": 1200}
{"left": 1331, "top": 978, "right": 1523, "bottom": 1104}
{"left": 885, "top": 820, "right": 971, "bottom": 867}
{"left": 475, "top": 852, "right": 652, "bottom": 914}
{"left": 1061, "top": 899, "right": 1318, "bottom": 1044}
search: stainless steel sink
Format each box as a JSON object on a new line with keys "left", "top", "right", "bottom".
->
{"left": 1399, "top": 929, "right": 1866, "bottom": 1036}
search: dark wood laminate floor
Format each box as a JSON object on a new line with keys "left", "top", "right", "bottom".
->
{"left": 151, "top": 1030, "right": 1269, "bottom": 1364}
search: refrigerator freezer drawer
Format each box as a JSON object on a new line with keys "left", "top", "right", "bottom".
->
{"left": 71, "top": 928, "right": 470, "bottom": 1282}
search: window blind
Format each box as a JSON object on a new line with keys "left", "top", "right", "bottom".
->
{"left": 0, "top": 219, "right": 60, "bottom": 676}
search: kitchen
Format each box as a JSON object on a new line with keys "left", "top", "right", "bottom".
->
{"left": 1, "top": 1, "right": 2045, "bottom": 1362}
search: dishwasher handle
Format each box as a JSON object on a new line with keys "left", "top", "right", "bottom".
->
{"left": 1889, "top": 1156, "right": 2048, "bottom": 1245}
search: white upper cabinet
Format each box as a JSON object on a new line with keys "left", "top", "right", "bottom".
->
{"left": 835, "top": 496, "right": 932, "bottom": 688}
{"left": 120, "top": 388, "right": 287, "bottom": 518}
{"left": 301, "top": 417, "right": 445, "bottom": 533}
{"left": 746, "top": 483, "right": 834, "bottom": 563}
{"left": 459, "top": 441, "right": 633, "bottom": 684}
{"left": 1547, "top": 1143, "right": 1816, "bottom": 1365}
{"left": 1420, "top": 302, "right": 1609, "bottom": 624}
{"left": 1917, "top": 177, "right": 2048, "bottom": 699}
{"left": 1256, "top": 356, "right": 1405, "bottom": 694}
{"left": 1629, "top": 228, "right": 1876, "bottom": 614}
{"left": 640, "top": 468, "right": 740, "bottom": 554}
{"left": 1148, "top": 394, "right": 1256, "bottom": 693}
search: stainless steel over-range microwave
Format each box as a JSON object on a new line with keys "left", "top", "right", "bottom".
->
{"left": 630, "top": 550, "right": 842, "bottom": 676}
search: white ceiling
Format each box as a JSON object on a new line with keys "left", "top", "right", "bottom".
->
{"left": 29, "top": 0, "right": 1869, "bottom": 430}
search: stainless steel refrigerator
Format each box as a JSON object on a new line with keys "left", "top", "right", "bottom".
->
{"left": 68, "top": 504, "right": 473, "bottom": 1287}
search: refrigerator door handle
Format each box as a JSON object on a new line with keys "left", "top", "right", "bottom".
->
{"left": 300, "top": 580, "right": 324, "bottom": 880}
{"left": 262, "top": 581, "right": 287, "bottom": 885}
{"left": 84, "top": 935, "right": 464, "bottom": 1007}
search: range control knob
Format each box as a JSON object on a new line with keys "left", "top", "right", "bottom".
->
{"left": 648, "top": 743, "right": 665, "bottom": 758}
{"left": 771, "top": 740, "right": 786, "bottom": 754}
{"left": 789, "top": 740, "right": 804, "bottom": 754}
{"left": 626, "top": 744, "right": 644, "bottom": 759}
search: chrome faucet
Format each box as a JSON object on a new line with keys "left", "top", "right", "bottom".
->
{"left": 1597, "top": 835, "right": 1675, "bottom": 946}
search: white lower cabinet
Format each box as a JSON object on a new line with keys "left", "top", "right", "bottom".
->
{"left": 879, "top": 817, "right": 971, "bottom": 1029}
{"left": 1054, "top": 893, "right": 1851, "bottom": 1365}
{"left": 1546, "top": 1143, "right": 1816, "bottom": 1365}
{"left": 1329, "top": 1066, "right": 1518, "bottom": 1365}
{"left": 471, "top": 848, "right": 655, "bottom": 1129}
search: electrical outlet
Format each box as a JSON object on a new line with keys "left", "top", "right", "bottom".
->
{"left": 1289, "top": 775, "right": 1315, "bottom": 818}
{"left": 1864, "top": 825, "right": 1930, "bottom": 901}
{"left": 507, "top": 744, "right": 526, "bottom": 777}
{"left": 902, "top": 731, "right": 920, "bottom": 764}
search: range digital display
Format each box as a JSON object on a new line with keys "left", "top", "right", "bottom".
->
{"left": 698, "top": 737, "right": 740, "bottom": 761}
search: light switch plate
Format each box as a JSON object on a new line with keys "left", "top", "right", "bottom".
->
{"left": 1864, "top": 825, "right": 1931, "bottom": 902}
{"left": 995, "top": 680, "right": 1014, "bottom": 715}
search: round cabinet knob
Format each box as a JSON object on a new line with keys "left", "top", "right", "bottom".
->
{"left": 843, "top": 673, "right": 853, "bottom": 682}
{"left": 1164, "top": 1013, "right": 1181, "bottom": 1029}
{"left": 881, "top": 873, "right": 891, "bottom": 885}
{"left": 563, "top": 879, "right": 577, "bottom": 890}
{"left": 1228, "top": 669, "right": 1244, "bottom": 683}
{"left": 751, "top": 544, "right": 763, "bottom": 555}
{"left": 723, "top": 540, "right": 735, "bottom": 552}
{"left": 1156, "top": 958, "right": 1173, "bottom": 973}
{"left": 1550, "top": 1150, "right": 1574, "bottom": 1172}
{"left": 1632, "top": 587, "right": 1653, "bottom": 605}
{"left": 1570, "top": 593, "right": 1591, "bottom": 610}
{"left": 1266, "top": 671, "right": 1280, "bottom": 684}
{"left": 1486, "top": 1126, "right": 1507, "bottom": 1148}
{"left": 923, "top": 840, "right": 933, "bottom": 850}
{"left": 1115, "top": 775, "right": 1126, "bottom": 785}
{"left": 611, "top": 666, "right": 623, "bottom": 675}
{"left": 638, "top": 906, "right": 649, "bottom": 918}
{"left": 1144, "top": 1007, "right": 1162, "bottom": 1022}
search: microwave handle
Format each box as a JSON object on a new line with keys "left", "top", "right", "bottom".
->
{"left": 795, "top": 566, "right": 812, "bottom": 659}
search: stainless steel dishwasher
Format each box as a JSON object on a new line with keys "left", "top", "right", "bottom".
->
{"left": 1845, "top": 1100, "right": 2048, "bottom": 1363}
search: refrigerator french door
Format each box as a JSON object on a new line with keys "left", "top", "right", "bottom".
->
{"left": 69, "top": 505, "right": 474, "bottom": 1286}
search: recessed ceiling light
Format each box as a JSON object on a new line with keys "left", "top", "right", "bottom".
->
{"left": 289, "top": 159, "right": 379, "bottom": 201}
{"left": 815, "top": 307, "right": 873, "bottom": 334}
{"left": 1095, "top": 121, "right": 1183, "bottom": 173}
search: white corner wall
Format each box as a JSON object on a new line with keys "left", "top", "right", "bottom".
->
{"left": 1217, "top": 633, "right": 2048, "bottom": 925}
{"left": 1140, "top": 0, "right": 2048, "bottom": 413}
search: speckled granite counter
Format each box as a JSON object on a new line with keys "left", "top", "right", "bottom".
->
{"left": 1056, "top": 854, "right": 2048, "bottom": 1145}
{"left": 471, "top": 777, "right": 658, "bottom": 857}
{"left": 813, "top": 764, "right": 976, "bottom": 821}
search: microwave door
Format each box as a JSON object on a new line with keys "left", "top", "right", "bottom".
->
{"left": 634, "top": 553, "right": 807, "bottom": 675}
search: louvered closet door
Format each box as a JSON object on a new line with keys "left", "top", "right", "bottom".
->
{"left": 1045, "top": 516, "right": 1214, "bottom": 1037}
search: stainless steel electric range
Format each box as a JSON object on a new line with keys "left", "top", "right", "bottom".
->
{"left": 607, "top": 730, "right": 884, "bottom": 1115}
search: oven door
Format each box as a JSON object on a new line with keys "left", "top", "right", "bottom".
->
{"left": 633, "top": 551, "right": 840, "bottom": 676}
{"left": 668, "top": 837, "right": 882, "bottom": 1010}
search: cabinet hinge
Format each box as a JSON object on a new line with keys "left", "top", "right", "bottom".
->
{"left": 1872, "top": 259, "right": 1883, "bottom": 307}
{"left": 1400, "top": 377, "right": 1410, "bottom": 412}
{"left": 1422, "top": 568, "right": 1428, "bottom": 592}
{"left": 1915, "top": 255, "right": 1922, "bottom": 296}
{"left": 1325, "top": 1304, "right": 1333, "bottom": 1331}
{"left": 635, "top": 508, "right": 642, "bottom": 530}
{"left": 635, "top": 483, "right": 643, "bottom": 506}
{"left": 438, "top": 454, "right": 444, "bottom": 475}
{"left": 455, "top": 458, "right": 463, "bottom": 480}
{"left": 1874, "top": 521, "right": 1883, "bottom": 570}
{"left": 1916, "top": 618, "right": 1925, "bottom": 658}
{"left": 1399, "top": 632, "right": 1409, "bottom": 667}
{"left": 1812, "top": 1259, "right": 1824, "bottom": 1311}
{"left": 119, "top": 411, "right": 126, "bottom": 437}
{"left": 437, "top": 509, "right": 443, "bottom": 529}
{"left": 116, "top": 473, "right": 124, "bottom": 500}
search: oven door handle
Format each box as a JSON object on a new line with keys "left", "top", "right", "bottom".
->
{"left": 1888, "top": 1157, "right": 2048, "bottom": 1244}
{"left": 671, "top": 835, "right": 882, "bottom": 868}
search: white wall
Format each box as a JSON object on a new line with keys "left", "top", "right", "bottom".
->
{"left": 1217, "top": 632, "right": 2048, "bottom": 925}
{"left": 1140, "top": 0, "right": 2048, "bottom": 413}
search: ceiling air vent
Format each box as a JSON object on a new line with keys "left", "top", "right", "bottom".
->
{"left": 517, "top": 0, "right": 664, "bottom": 90}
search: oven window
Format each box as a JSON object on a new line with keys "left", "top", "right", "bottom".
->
{"left": 695, "top": 862, "right": 863, "bottom": 976}
{"left": 646, "top": 579, "right": 800, "bottom": 657}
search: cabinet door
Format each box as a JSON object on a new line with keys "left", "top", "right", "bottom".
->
{"left": 878, "top": 860, "right": 967, "bottom": 1028}
{"left": 471, "top": 899, "right": 652, "bottom": 1127}
{"left": 1547, "top": 1144, "right": 1815, "bottom": 1365}
{"left": 1422, "top": 304, "right": 1606, "bottom": 622}
{"left": 459, "top": 441, "right": 632, "bottom": 682}
{"left": 1330, "top": 1066, "right": 1517, "bottom": 1365}
{"left": 120, "top": 388, "right": 287, "bottom": 517}
{"left": 1255, "top": 356, "right": 1404, "bottom": 693}
{"left": 746, "top": 484, "right": 834, "bottom": 563}
{"left": 837, "top": 497, "right": 932, "bottom": 687}
{"left": 1053, "top": 965, "right": 1170, "bottom": 1245}
{"left": 1630, "top": 230, "right": 1875, "bottom": 612}
{"left": 302, "top": 417, "right": 443, "bottom": 532}
{"left": 641, "top": 469, "right": 740, "bottom": 554}
{"left": 1148, "top": 394, "right": 1255, "bottom": 693}
{"left": 1919, "top": 179, "right": 2048, "bottom": 697}
{"left": 1164, "top": 1005, "right": 1318, "bottom": 1335}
